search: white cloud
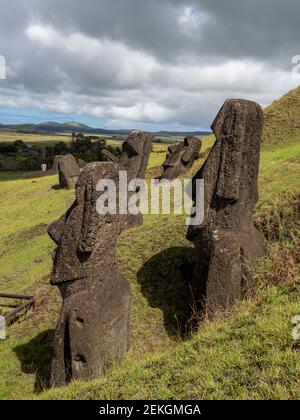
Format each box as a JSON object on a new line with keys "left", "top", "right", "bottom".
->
{"left": 178, "top": 6, "right": 209, "bottom": 37}
{"left": 25, "top": 24, "right": 158, "bottom": 89}
{"left": 0, "top": 1, "right": 299, "bottom": 129}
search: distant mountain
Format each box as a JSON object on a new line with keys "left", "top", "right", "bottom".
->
{"left": 263, "top": 86, "right": 300, "bottom": 145}
{"left": 0, "top": 120, "right": 211, "bottom": 138}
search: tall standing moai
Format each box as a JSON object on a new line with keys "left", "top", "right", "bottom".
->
{"left": 58, "top": 154, "right": 80, "bottom": 189}
{"left": 187, "top": 99, "right": 265, "bottom": 317}
{"left": 160, "top": 136, "right": 201, "bottom": 181}
{"left": 48, "top": 162, "right": 131, "bottom": 387}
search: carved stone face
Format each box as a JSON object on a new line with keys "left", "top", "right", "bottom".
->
{"left": 48, "top": 162, "right": 122, "bottom": 285}
{"left": 161, "top": 136, "right": 201, "bottom": 181}
{"left": 119, "top": 131, "right": 153, "bottom": 181}
{"left": 188, "top": 99, "right": 264, "bottom": 234}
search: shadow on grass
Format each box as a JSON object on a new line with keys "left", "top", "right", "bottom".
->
{"left": 137, "top": 246, "right": 197, "bottom": 339}
{"left": 51, "top": 184, "right": 63, "bottom": 190}
{"left": 14, "top": 329, "right": 54, "bottom": 394}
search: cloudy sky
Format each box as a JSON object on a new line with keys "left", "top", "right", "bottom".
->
{"left": 0, "top": 0, "right": 299, "bottom": 130}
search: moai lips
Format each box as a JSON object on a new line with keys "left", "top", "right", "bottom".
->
{"left": 160, "top": 136, "right": 201, "bottom": 181}
{"left": 187, "top": 99, "right": 265, "bottom": 317}
{"left": 48, "top": 162, "right": 131, "bottom": 387}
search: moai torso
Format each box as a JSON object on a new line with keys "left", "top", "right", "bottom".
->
{"left": 48, "top": 162, "right": 131, "bottom": 386}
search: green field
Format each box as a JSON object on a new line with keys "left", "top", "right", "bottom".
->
{"left": 0, "top": 132, "right": 182, "bottom": 147}
{"left": 0, "top": 132, "right": 126, "bottom": 147}
{"left": 0, "top": 130, "right": 299, "bottom": 399}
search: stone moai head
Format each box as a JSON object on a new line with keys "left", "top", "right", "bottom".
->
{"left": 211, "top": 99, "right": 263, "bottom": 210}
{"left": 58, "top": 154, "right": 80, "bottom": 189}
{"left": 118, "top": 131, "right": 153, "bottom": 228}
{"left": 119, "top": 131, "right": 153, "bottom": 181}
{"left": 49, "top": 162, "right": 124, "bottom": 286}
{"left": 188, "top": 99, "right": 264, "bottom": 237}
{"left": 161, "top": 136, "right": 201, "bottom": 181}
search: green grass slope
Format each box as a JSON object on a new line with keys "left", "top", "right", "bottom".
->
{"left": 263, "top": 86, "right": 300, "bottom": 147}
{"left": 0, "top": 136, "right": 299, "bottom": 400}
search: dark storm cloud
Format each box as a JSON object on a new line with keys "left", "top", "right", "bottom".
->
{"left": 25, "top": 0, "right": 300, "bottom": 66}
{"left": 0, "top": 0, "right": 299, "bottom": 128}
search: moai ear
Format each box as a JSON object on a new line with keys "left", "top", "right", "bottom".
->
{"left": 77, "top": 178, "right": 99, "bottom": 254}
{"left": 213, "top": 101, "right": 245, "bottom": 201}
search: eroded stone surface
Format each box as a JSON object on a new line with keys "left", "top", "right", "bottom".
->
{"left": 120, "top": 131, "right": 153, "bottom": 228}
{"left": 51, "top": 155, "right": 64, "bottom": 172}
{"left": 187, "top": 99, "right": 265, "bottom": 317}
{"left": 160, "top": 136, "right": 201, "bottom": 181}
{"left": 48, "top": 162, "right": 131, "bottom": 387}
{"left": 58, "top": 154, "right": 80, "bottom": 189}
{"left": 100, "top": 149, "right": 120, "bottom": 163}
{"left": 99, "top": 132, "right": 153, "bottom": 228}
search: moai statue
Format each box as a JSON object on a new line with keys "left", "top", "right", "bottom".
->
{"left": 187, "top": 99, "right": 265, "bottom": 317}
{"left": 100, "top": 132, "right": 153, "bottom": 228}
{"left": 119, "top": 131, "right": 153, "bottom": 228}
{"left": 58, "top": 154, "right": 80, "bottom": 189}
{"left": 160, "top": 136, "right": 201, "bottom": 181}
{"left": 48, "top": 162, "right": 131, "bottom": 387}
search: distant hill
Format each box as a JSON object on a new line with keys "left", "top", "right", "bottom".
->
{"left": 0, "top": 120, "right": 210, "bottom": 138}
{"left": 263, "top": 86, "right": 300, "bottom": 146}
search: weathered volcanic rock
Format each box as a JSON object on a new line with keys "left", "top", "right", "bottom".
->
{"left": 51, "top": 155, "right": 64, "bottom": 172}
{"left": 58, "top": 154, "right": 80, "bottom": 189}
{"left": 77, "top": 159, "right": 88, "bottom": 168}
{"left": 187, "top": 99, "right": 265, "bottom": 317}
{"left": 120, "top": 131, "right": 153, "bottom": 181}
{"left": 48, "top": 162, "right": 131, "bottom": 387}
{"left": 160, "top": 136, "right": 201, "bottom": 181}
{"left": 100, "top": 149, "right": 120, "bottom": 163}
{"left": 120, "top": 131, "right": 153, "bottom": 228}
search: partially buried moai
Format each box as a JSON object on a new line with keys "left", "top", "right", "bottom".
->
{"left": 100, "top": 131, "right": 153, "bottom": 228}
{"left": 160, "top": 136, "right": 201, "bottom": 181}
{"left": 58, "top": 154, "right": 80, "bottom": 189}
{"left": 187, "top": 99, "right": 265, "bottom": 317}
{"left": 48, "top": 162, "right": 131, "bottom": 387}
{"left": 120, "top": 131, "right": 153, "bottom": 227}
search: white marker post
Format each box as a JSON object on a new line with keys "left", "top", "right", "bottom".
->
{"left": 0, "top": 316, "right": 6, "bottom": 340}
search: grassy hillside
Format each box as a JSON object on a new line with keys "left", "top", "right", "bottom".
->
{"left": 263, "top": 86, "right": 300, "bottom": 147}
{"left": 0, "top": 135, "right": 299, "bottom": 400}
